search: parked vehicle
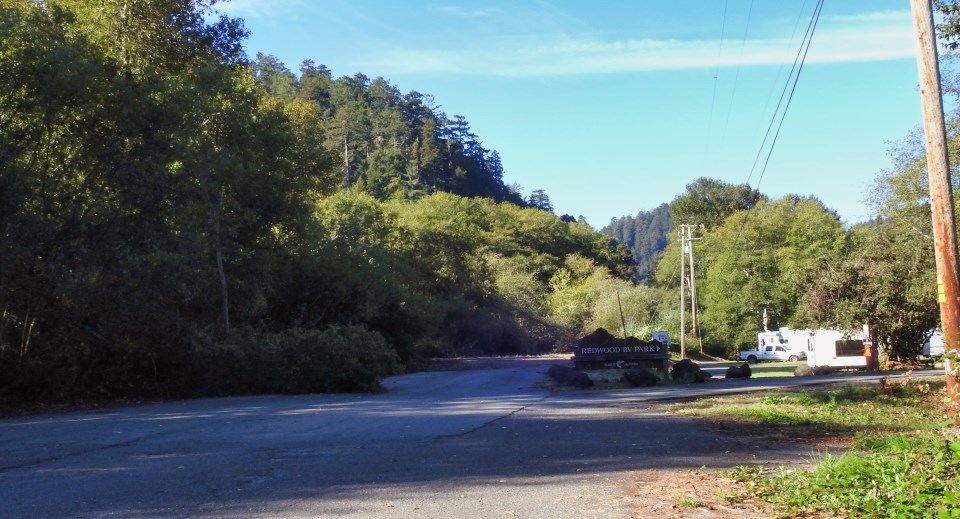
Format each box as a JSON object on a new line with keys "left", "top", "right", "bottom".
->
{"left": 923, "top": 329, "right": 944, "bottom": 357}
{"left": 739, "top": 344, "right": 803, "bottom": 363}
{"left": 740, "top": 328, "right": 807, "bottom": 363}
{"left": 746, "top": 327, "right": 868, "bottom": 369}
{"left": 802, "top": 327, "right": 869, "bottom": 370}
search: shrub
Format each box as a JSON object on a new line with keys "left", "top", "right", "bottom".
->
{"left": 192, "top": 325, "right": 400, "bottom": 395}
{"left": 277, "top": 326, "right": 400, "bottom": 393}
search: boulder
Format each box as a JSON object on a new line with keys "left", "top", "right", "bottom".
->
{"left": 547, "top": 365, "right": 594, "bottom": 388}
{"left": 622, "top": 369, "right": 659, "bottom": 387}
{"left": 725, "top": 363, "right": 752, "bottom": 379}
{"left": 813, "top": 365, "right": 836, "bottom": 376}
{"left": 671, "top": 358, "right": 711, "bottom": 383}
{"left": 794, "top": 365, "right": 815, "bottom": 377}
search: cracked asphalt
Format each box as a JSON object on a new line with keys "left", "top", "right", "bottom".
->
{"left": 0, "top": 359, "right": 927, "bottom": 518}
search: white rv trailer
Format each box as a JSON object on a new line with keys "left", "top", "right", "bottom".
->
{"left": 923, "top": 329, "right": 945, "bottom": 357}
{"left": 805, "top": 327, "right": 870, "bottom": 369}
{"left": 761, "top": 327, "right": 868, "bottom": 369}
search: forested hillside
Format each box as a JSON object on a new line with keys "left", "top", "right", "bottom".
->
{"left": 250, "top": 54, "right": 522, "bottom": 205}
{"left": 1, "top": 1, "right": 950, "bottom": 404}
{"left": 601, "top": 204, "right": 672, "bottom": 281}
{"left": 0, "top": 0, "right": 635, "bottom": 401}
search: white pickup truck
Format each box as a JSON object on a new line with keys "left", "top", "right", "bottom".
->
{"left": 739, "top": 344, "right": 805, "bottom": 363}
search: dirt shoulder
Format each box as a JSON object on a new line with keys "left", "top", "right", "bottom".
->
{"left": 623, "top": 404, "right": 848, "bottom": 519}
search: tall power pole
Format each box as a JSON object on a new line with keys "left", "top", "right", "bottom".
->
{"left": 685, "top": 225, "right": 702, "bottom": 351}
{"left": 678, "top": 224, "right": 701, "bottom": 359}
{"left": 679, "top": 228, "right": 687, "bottom": 360}
{"left": 911, "top": 0, "right": 960, "bottom": 418}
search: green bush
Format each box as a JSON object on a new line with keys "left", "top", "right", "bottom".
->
{"left": 192, "top": 325, "right": 400, "bottom": 395}
{"left": 277, "top": 326, "right": 400, "bottom": 393}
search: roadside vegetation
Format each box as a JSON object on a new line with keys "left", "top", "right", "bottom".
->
{"left": 0, "top": 0, "right": 639, "bottom": 401}
{"left": 671, "top": 375, "right": 959, "bottom": 517}
{"left": 5, "top": 0, "right": 960, "bottom": 405}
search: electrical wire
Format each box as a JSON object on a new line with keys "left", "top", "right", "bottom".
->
{"left": 745, "top": 0, "right": 823, "bottom": 188}
{"left": 705, "top": 0, "right": 731, "bottom": 153}
{"left": 729, "top": 0, "right": 824, "bottom": 252}
{"left": 721, "top": 0, "right": 755, "bottom": 142}
{"left": 754, "top": 0, "right": 823, "bottom": 191}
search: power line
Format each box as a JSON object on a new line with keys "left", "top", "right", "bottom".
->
{"left": 755, "top": 0, "right": 811, "bottom": 137}
{"left": 705, "top": 0, "right": 731, "bottom": 152}
{"left": 720, "top": 0, "right": 755, "bottom": 142}
{"left": 725, "top": 0, "right": 825, "bottom": 261}
{"left": 753, "top": 0, "right": 824, "bottom": 191}
{"left": 745, "top": 0, "right": 823, "bottom": 188}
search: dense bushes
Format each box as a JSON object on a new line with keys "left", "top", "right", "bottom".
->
{"left": 191, "top": 326, "right": 399, "bottom": 395}
{"left": 0, "top": 1, "right": 639, "bottom": 402}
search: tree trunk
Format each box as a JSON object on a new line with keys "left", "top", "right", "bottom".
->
{"left": 212, "top": 195, "right": 230, "bottom": 335}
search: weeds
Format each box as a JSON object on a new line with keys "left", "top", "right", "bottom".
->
{"left": 684, "top": 376, "right": 957, "bottom": 517}
{"left": 735, "top": 440, "right": 960, "bottom": 518}
{"left": 676, "top": 495, "right": 701, "bottom": 508}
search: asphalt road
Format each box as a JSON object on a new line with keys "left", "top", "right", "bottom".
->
{"left": 0, "top": 360, "right": 935, "bottom": 519}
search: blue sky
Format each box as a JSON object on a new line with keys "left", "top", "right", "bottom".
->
{"left": 218, "top": 0, "right": 926, "bottom": 228}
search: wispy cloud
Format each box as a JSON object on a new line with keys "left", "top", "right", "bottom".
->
{"left": 215, "top": 0, "right": 305, "bottom": 20}
{"left": 362, "top": 9, "right": 917, "bottom": 77}
{"left": 430, "top": 5, "right": 502, "bottom": 19}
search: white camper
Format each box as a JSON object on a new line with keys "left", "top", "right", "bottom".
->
{"left": 802, "top": 327, "right": 868, "bottom": 370}
{"left": 756, "top": 328, "right": 807, "bottom": 359}
{"left": 759, "top": 327, "right": 868, "bottom": 369}
{"left": 923, "top": 329, "right": 945, "bottom": 357}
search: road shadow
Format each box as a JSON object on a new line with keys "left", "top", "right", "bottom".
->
{"left": 3, "top": 362, "right": 886, "bottom": 518}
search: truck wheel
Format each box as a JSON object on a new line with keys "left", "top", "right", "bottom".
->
{"left": 747, "top": 355, "right": 758, "bottom": 364}
{"left": 788, "top": 355, "right": 799, "bottom": 362}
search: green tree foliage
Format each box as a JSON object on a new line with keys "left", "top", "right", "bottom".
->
{"left": 0, "top": 1, "right": 713, "bottom": 402}
{"left": 527, "top": 189, "right": 553, "bottom": 211}
{"left": 0, "top": 1, "right": 353, "bottom": 400}
{"left": 796, "top": 222, "right": 938, "bottom": 360}
{"left": 248, "top": 58, "right": 526, "bottom": 204}
{"left": 585, "top": 279, "right": 667, "bottom": 339}
{"left": 669, "top": 177, "right": 766, "bottom": 229}
{"left": 795, "top": 129, "right": 943, "bottom": 360}
{"left": 0, "top": 0, "right": 635, "bottom": 404}
{"left": 602, "top": 204, "right": 673, "bottom": 281}
{"left": 690, "top": 196, "right": 845, "bottom": 356}
{"left": 937, "top": 0, "right": 960, "bottom": 50}
{"left": 384, "top": 194, "right": 636, "bottom": 353}
{"left": 252, "top": 52, "right": 298, "bottom": 101}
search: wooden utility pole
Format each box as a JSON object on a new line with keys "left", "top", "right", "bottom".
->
{"left": 343, "top": 133, "right": 352, "bottom": 189}
{"left": 678, "top": 224, "right": 702, "bottom": 359}
{"left": 685, "top": 225, "right": 702, "bottom": 351}
{"left": 679, "top": 228, "right": 687, "bottom": 360}
{"left": 911, "top": 0, "right": 960, "bottom": 418}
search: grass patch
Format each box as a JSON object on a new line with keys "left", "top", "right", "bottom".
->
{"left": 676, "top": 495, "right": 701, "bottom": 508}
{"left": 675, "top": 375, "right": 960, "bottom": 517}
{"left": 674, "top": 383, "right": 944, "bottom": 438}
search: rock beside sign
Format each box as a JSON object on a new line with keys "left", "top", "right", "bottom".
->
{"left": 671, "top": 358, "right": 711, "bottom": 383}
{"left": 547, "top": 365, "right": 594, "bottom": 388}
{"left": 725, "top": 363, "right": 752, "bottom": 379}
{"left": 622, "top": 369, "right": 660, "bottom": 387}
